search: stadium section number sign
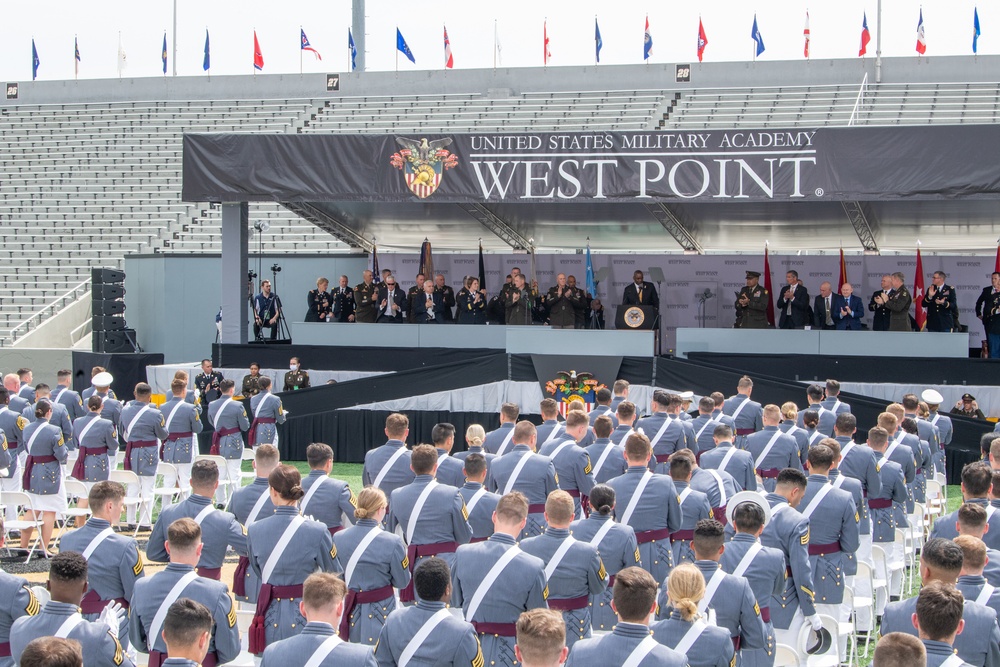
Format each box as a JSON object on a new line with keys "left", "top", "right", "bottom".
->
{"left": 675, "top": 65, "right": 691, "bottom": 83}
{"left": 326, "top": 74, "right": 340, "bottom": 92}
{"left": 6, "top": 83, "right": 17, "bottom": 100}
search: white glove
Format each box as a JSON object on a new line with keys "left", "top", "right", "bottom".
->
{"left": 99, "top": 600, "right": 126, "bottom": 632}
{"left": 806, "top": 614, "right": 823, "bottom": 632}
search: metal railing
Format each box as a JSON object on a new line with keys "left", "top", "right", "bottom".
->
{"left": 0, "top": 281, "right": 90, "bottom": 347}
{"left": 848, "top": 73, "right": 869, "bottom": 126}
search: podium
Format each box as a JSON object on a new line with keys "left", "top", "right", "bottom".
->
{"left": 615, "top": 305, "right": 659, "bottom": 330}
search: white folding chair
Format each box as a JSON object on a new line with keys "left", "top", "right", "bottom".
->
{"left": 925, "top": 480, "right": 945, "bottom": 520}
{"left": 57, "top": 479, "right": 93, "bottom": 548}
{"left": 894, "top": 527, "right": 917, "bottom": 590}
{"left": 839, "top": 586, "right": 858, "bottom": 667}
{"left": 222, "top": 610, "right": 257, "bottom": 667}
{"left": 108, "top": 470, "right": 143, "bottom": 537}
{"left": 870, "top": 545, "right": 892, "bottom": 615}
{"left": 240, "top": 448, "right": 255, "bottom": 484}
{"left": 152, "top": 462, "right": 182, "bottom": 514}
{"left": 798, "top": 613, "right": 841, "bottom": 667}
{"left": 195, "top": 454, "right": 236, "bottom": 504}
{"left": 774, "top": 643, "right": 800, "bottom": 667}
{"left": 853, "top": 562, "right": 878, "bottom": 656}
{"left": 3, "top": 491, "right": 45, "bottom": 562}
{"left": 934, "top": 472, "right": 947, "bottom": 501}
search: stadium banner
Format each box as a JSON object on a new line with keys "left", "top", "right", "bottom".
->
{"left": 184, "top": 126, "right": 1000, "bottom": 203}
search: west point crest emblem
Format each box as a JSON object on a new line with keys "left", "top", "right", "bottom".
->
{"left": 391, "top": 137, "right": 458, "bottom": 199}
{"left": 545, "top": 370, "right": 607, "bottom": 416}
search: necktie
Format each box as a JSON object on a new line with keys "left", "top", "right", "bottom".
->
{"left": 637, "top": 286, "right": 643, "bottom": 304}
{"left": 825, "top": 297, "right": 833, "bottom": 325}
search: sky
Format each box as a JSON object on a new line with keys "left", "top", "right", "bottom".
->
{"left": 3, "top": 0, "right": 990, "bottom": 82}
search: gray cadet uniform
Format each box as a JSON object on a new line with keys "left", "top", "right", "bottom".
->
{"left": 651, "top": 611, "right": 736, "bottom": 667}
{"left": 388, "top": 475, "right": 472, "bottom": 603}
{"left": 585, "top": 438, "right": 626, "bottom": 484}
{"left": 700, "top": 442, "right": 757, "bottom": 493}
{"left": 70, "top": 413, "right": 117, "bottom": 485}
{"left": 690, "top": 415, "right": 722, "bottom": 456}
{"left": 128, "top": 562, "right": 240, "bottom": 666}
{"left": 932, "top": 498, "right": 1000, "bottom": 551}
{"left": 958, "top": 574, "right": 1000, "bottom": 621}
{"left": 912, "top": 437, "right": 935, "bottom": 504}
{"left": 535, "top": 419, "right": 564, "bottom": 448}
{"left": 21, "top": 419, "right": 66, "bottom": 497}
{"left": 636, "top": 413, "right": 695, "bottom": 472}
{"left": 95, "top": 393, "right": 123, "bottom": 429}
{"left": 206, "top": 396, "right": 249, "bottom": 462}
{"left": 146, "top": 494, "right": 248, "bottom": 580}
{"left": 927, "top": 410, "right": 953, "bottom": 473}
{"left": 333, "top": 519, "right": 410, "bottom": 645}
{"left": 300, "top": 470, "right": 357, "bottom": 534}
{"left": 712, "top": 409, "right": 736, "bottom": 428}
{"left": 451, "top": 533, "right": 548, "bottom": 667}
{"left": 606, "top": 466, "right": 682, "bottom": 585}
{"left": 834, "top": 438, "right": 882, "bottom": 500}
{"left": 655, "top": 559, "right": 767, "bottom": 657}
{"left": 883, "top": 430, "right": 917, "bottom": 505}
{"left": 538, "top": 435, "right": 595, "bottom": 518}
{"left": 52, "top": 385, "right": 86, "bottom": 421}
{"left": 59, "top": 517, "right": 144, "bottom": 642}
{"left": 691, "top": 467, "right": 742, "bottom": 526}
{"left": 262, "top": 622, "right": 377, "bottom": 667}
{"left": 11, "top": 600, "right": 130, "bottom": 667}
{"left": 923, "top": 640, "right": 976, "bottom": 667}
{"left": 828, "top": 469, "right": 866, "bottom": 577}
{"left": 797, "top": 475, "right": 859, "bottom": 607}
{"left": 795, "top": 404, "right": 836, "bottom": 437}
{"left": 435, "top": 448, "right": 467, "bottom": 488}
{"left": 22, "top": 399, "right": 73, "bottom": 443}
{"left": 119, "top": 400, "right": 168, "bottom": 476}
{"left": 7, "top": 396, "right": 29, "bottom": 416}
{"left": 609, "top": 424, "right": 636, "bottom": 446}
{"left": 819, "top": 397, "right": 851, "bottom": 416}
{"left": 671, "top": 480, "right": 713, "bottom": 565}
{"left": 82, "top": 386, "right": 116, "bottom": 402}
{"left": 880, "top": 595, "right": 1000, "bottom": 667}
{"left": 589, "top": 404, "right": 619, "bottom": 428}
{"left": 0, "top": 570, "right": 39, "bottom": 667}
{"left": 485, "top": 444, "right": 558, "bottom": 538}
{"left": 482, "top": 423, "right": 515, "bottom": 456}
{"left": 720, "top": 533, "right": 787, "bottom": 667}
{"left": 458, "top": 482, "right": 500, "bottom": 541}
{"left": 566, "top": 621, "right": 688, "bottom": 667}
{"left": 16, "top": 384, "right": 34, "bottom": 404}
{"left": 760, "top": 494, "right": 817, "bottom": 632}
{"left": 868, "top": 457, "right": 907, "bottom": 543}
{"left": 743, "top": 427, "right": 801, "bottom": 492}
{"left": 363, "top": 440, "right": 414, "bottom": 498}
{"left": 778, "top": 421, "right": 810, "bottom": 467}
{"left": 722, "top": 395, "right": 763, "bottom": 438}
{"left": 373, "top": 600, "right": 482, "bottom": 667}
{"left": 248, "top": 391, "right": 285, "bottom": 447}
{"left": 159, "top": 395, "right": 203, "bottom": 471}
{"left": 520, "top": 527, "right": 608, "bottom": 647}
{"left": 247, "top": 506, "right": 341, "bottom": 652}
{"left": 569, "top": 512, "right": 641, "bottom": 633}
{"left": 0, "top": 405, "right": 26, "bottom": 485}
{"left": 452, "top": 445, "right": 496, "bottom": 473}
{"left": 226, "top": 476, "right": 276, "bottom": 604}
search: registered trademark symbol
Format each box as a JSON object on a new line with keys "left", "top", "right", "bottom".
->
{"left": 814, "top": 188, "right": 825, "bottom": 196}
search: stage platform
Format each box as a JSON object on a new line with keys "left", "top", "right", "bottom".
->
{"left": 675, "top": 328, "right": 969, "bottom": 359}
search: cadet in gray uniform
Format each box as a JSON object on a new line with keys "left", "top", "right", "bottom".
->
{"left": 3, "top": 375, "right": 29, "bottom": 417}
{"left": 70, "top": 397, "right": 118, "bottom": 494}
{"left": 0, "top": 516, "right": 40, "bottom": 667}
{"left": 156, "top": 598, "right": 221, "bottom": 667}
{"left": 744, "top": 405, "right": 801, "bottom": 492}
{"left": 923, "top": 390, "right": 953, "bottom": 474}
{"left": 300, "top": 443, "right": 357, "bottom": 535}
{"left": 482, "top": 403, "right": 518, "bottom": 456}
{"left": 958, "top": 502, "right": 1000, "bottom": 587}
{"left": 81, "top": 367, "right": 116, "bottom": 401}
{"left": 334, "top": 487, "right": 410, "bottom": 645}
{"left": 10, "top": 552, "right": 130, "bottom": 667}
{"left": 650, "top": 563, "right": 736, "bottom": 667}
{"left": 831, "top": 414, "right": 882, "bottom": 502}
{"left": 458, "top": 454, "right": 500, "bottom": 542}
{"left": 90, "top": 372, "right": 123, "bottom": 430}
{"left": 374, "top": 559, "right": 481, "bottom": 667}
{"left": 206, "top": 379, "right": 250, "bottom": 503}
{"left": 119, "top": 383, "right": 168, "bottom": 528}
{"left": 690, "top": 397, "right": 722, "bottom": 458}
{"left": 451, "top": 492, "right": 548, "bottom": 667}
{"left": 876, "top": 412, "right": 917, "bottom": 506}
{"left": 903, "top": 393, "right": 941, "bottom": 458}
{"left": 589, "top": 389, "right": 619, "bottom": 429}
{"left": 247, "top": 465, "right": 341, "bottom": 655}
{"left": 248, "top": 377, "right": 285, "bottom": 448}
{"left": 586, "top": 415, "right": 626, "bottom": 485}
{"left": 794, "top": 385, "right": 836, "bottom": 437}
{"left": 363, "top": 413, "right": 415, "bottom": 498}
{"left": 538, "top": 411, "right": 595, "bottom": 519}
{"left": 955, "top": 536, "right": 1000, "bottom": 621}
{"left": 913, "top": 582, "right": 977, "bottom": 667}
{"left": 432, "top": 423, "right": 467, "bottom": 488}
{"left": 263, "top": 573, "right": 377, "bottom": 667}
{"left": 15, "top": 370, "right": 34, "bottom": 404}
{"left": 452, "top": 425, "right": 496, "bottom": 474}
{"left": 521, "top": 490, "right": 608, "bottom": 647}
{"left": 668, "top": 451, "right": 713, "bottom": 566}
{"left": 821, "top": 439, "right": 866, "bottom": 589}
{"left": 53, "top": 370, "right": 86, "bottom": 421}
{"left": 778, "top": 404, "right": 809, "bottom": 466}
{"left": 485, "top": 421, "right": 558, "bottom": 539}
{"left": 566, "top": 567, "right": 687, "bottom": 667}
{"left": 931, "top": 462, "right": 1000, "bottom": 549}
{"left": 129, "top": 518, "right": 240, "bottom": 667}
{"left": 22, "top": 384, "right": 74, "bottom": 443}
{"left": 534, "top": 399, "right": 565, "bottom": 449}
{"left": 606, "top": 432, "right": 682, "bottom": 586}
{"left": 145, "top": 459, "right": 247, "bottom": 581}
{"left": 21, "top": 400, "right": 68, "bottom": 554}
{"left": 160, "top": 378, "right": 204, "bottom": 500}
{"left": 637, "top": 393, "right": 696, "bottom": 473}
{"left": 569, "top": 484, "right": 641, "bottom": 633}
{"left": 723, "top": 377, "right": 763, "bottom": 441}
{"left": 59, "top": 482, "right": 144, "bottom": 644}
{"left": 227, "top": 444, "right": 280, "bottom": 603}
{"left": 880, "top": 538, "right": 1000, "bottom": 667}
{"left": 689, "top": 461, "right": 741, "bottom": 528}
{"left": 388, "top": 445, "right": 472, "bottom": 604}
{"left": 865, "top": 427, "right": 908, "bottom": 611}
{"left": 0, "top": 387, "right": 28, "bottom": 522}
{"left": 701, "top": 424, "right": 757, "bottom": 493}
{"left": 609, "top": 401, "right": 639, "bottom": 447}
{"left": 899, "top": 416, "right": 933, "bottom": 503}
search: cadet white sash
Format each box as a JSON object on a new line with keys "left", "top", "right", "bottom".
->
{"left": 882, "top": 441, "right": 902, "bottom": 465}
{"left": 164, "top": 400, "right": 187, "bottom": 432}
{"left": 832, "top": 475, "right": 847, "bottom": 490}
{"left": 496, "top": 428, "right": 516, "bottom": 457}
{"left": 591, "top": 445, "right": 615, "bottom": 478}
{"left": 698, "top": 568, "right": 727, "bottom": 612}
{"left": 931, "top": 414, "right": 941, "bottom": 426}
{"left": 808, "top": 431, "right": 824, "bottom": 446}
{"left": 211, "top": 398, "right": 235, "bottom": 430}
{"left": 543, "top": 424, "right": 564, "bottom": 446}
{"left": 54, "top": 613, "right": 85, "bottom": 639}
{"left": 545, "top": 438, "right": 575, "bottom": 463}
{"left": 465, "top": 487, "right": 488, "bottom": 514}
{"left": 840, "top": 442, "right": 856, "bottom": 460}
{"left": 674, "top": 619, "right": 709, "bottom": 656}
{"left": 729, "top": 397, "right": 750, "bottom": 423}
{"left": 707, "top": 470, "right": 728, "bottom": 506}
{"left": 620, "top": 471, "right": 654, "bottom": 525}
{"left": 23, "top": 422, "right": 47, "bottom": 455}
{"left": 405, "top": 480, "right": 439, "bottom": 544}
{"left": 649, "top": 416, "right": 674, "bottom": 448}
{"left": 193, "top": 502, "right": 216, "bottom": 525}
{"left": 17, "top": 385, "right": 31, "bottom": 397}
{"left": 719, "top": 447, "right": 739, "bottom": 473}
{"left": 253, "top": 393, "right": 276, "bottom": 420}
{"left": 262, "top": 516, "right": 305, "bottom": 583}
{"left": 149, "top": 571, "right": 199, "bottom": 650}
{"left": 124, "top": 403, "right": 154, "bottom": 441}
{"left": 830, "top": 399, "right": 843, "bottom": 413}
{"left": 801, "top": 483, "right": 835, "bottom": 520}
{"left": 695, "top": 419, "right": 715, "bottom": 441}
{"left": 543, "top": 536, "right": 578, "bottom": 581}
{"left": 732, "top": 542, "right": 764, "bottom": 578}
{"left": 622, "top": 635, "right": 659, "bottom": 667}
{"left": 939, "top": 655, "right": 965, "bottom": 667}
{"left": 300, "top": 475, "right": 328, "bottom": 515}
{"left": 754, "top": 431, "right": 785, "bottom": 468}
{"left": 400, "top": 609, "right": 451, "bottom": 667}
{"left": 82, "top": 526, "right": 116, "bottom": 560}
{"left": 75, "top": 415, "right": 102, "bottom": 449}
{"left": 588, "top": 518, "right": 616, "bottom": 548}
{"left": 614, "top": 428, "right": 635, "bottom": 444}
{"left": 246, "top": 488, "right": 271, "bottom": 525}
{"left": 465, "top": 546, "right": 523, "bottom": 621}
{"left": 304, "top": 634, "right": 344, "bottom": 667}
{"left": 677, "top": 487, "right": 693, "bottom": 508}
{"left": 502, "top": 453, "right": 533, "bottom": 496}
{"left": 770, "top": 503, "right": 790, "bottom": 521}
{"left": 344, "top": 527, "right": 382, "bottom": 588}
{"left": 373, "top": 445, "right": 409, "bottom": 490}
{"left": 977, "top": 584, "right": 997, "bottom": 606}
{"left": 988, "top": 505, "right": 998, "bottom": 521}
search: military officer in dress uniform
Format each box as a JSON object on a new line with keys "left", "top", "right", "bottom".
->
{"left": 10, "top": 552, "right": 130, "bottom": 667}
{"left": 227, "top": 444, "right": 280, "bottom": 603}
{"left": 701, "top": 424, "right": 758, "bottom": 493}
{"left": 241, "top": 363, "right": 264, "bottom": 398}
{"left": 53, "top": 369, "right": 86, "bottom": 421}
{"left": 22, "top": 384, "right": 73, "bottom": 443}
{"left": 451, "top": 492, "right": 548, "bottom": 667}
{"left": 485, "top": 421, "right": 558, "bottom": 539}
{"left": 432, "top": 423, "right": 467, "bottom": 488}
{"left": 160, "top": 379, "right": 204, "bottom": 501}
{"left": 924, "top": 271, "right": 957, "bottom": 332}
{"left": 931, "top": 462, "right": 1000, "bottom": 549}
{"left": 546, "top": 274, "right": 582, "bottom": 329}
{"left": 206, "top": 379, "right": 249, "bottom": 504}
{"left": 955, "top": 535, "right": 1000, "bottom": 620}
{"left": 332, "top": 275, "right": 356, "bottom": 323}
{"left": 606, "top": 433, "right": 682, "bottom": 586}
{"left": 283, "top": 358, "right": 310, "bottom": 391}
{"left": 0, "top": 516, "right": 40, "bottom": 667}
{"left": 0, "top": 388, "right": 27, "bottom": 523}
{"left": 405, "top": 273, "right": 425, "bottom": 324}
{"left": 354, "top": 270, "right": 379, "bottom": 323}
{"left": 723, "top": 377, "right": 764, "bottom": 442}
{"left": 193, "top": 360, "right": 223, "bottom": 410}
{"left": 504, "top": 274, "right": 538, "bottom": 326}
{"left": 300, "top": 443, "right": 357, "bottom": 535}
{"left": 521, "top": 491, "right": 607, "bottom": 648}
{"left": 483, "top": 403, "right": 519, "bottom": 456}
{"left": 157, "top": 599, "right": 222, "bottom": 667}
{"left": 538, "top": 411, "right": 595, "bottom": 519}
{"left": 434, "top": 274, "right": 457, "bottom": 323}
{"left": 879, "top": 538, "right": 1000, "bottom": 667}
{"left": 119, "top": 383, "right": 168, "bottom": 528}
{"left": 363, "top": 413, "right": 415, "bottom": 498}
{"left": 586, "top": 416, "right": 626, "bottom": 484}
{"left": 735, "top": 272, "right": 771, "bottom": 329}
{"left": 880, "top": 272, "right": 913, "bottom": 332}
{"left": 262, "top": 573, "right": 377, "bottom": 667}
{"left": 145, "top": 460, "right": 247, "bottom": 581}
{"left": 129, "top": 518, "right": 241, "bottom": 667}
{"left": 745, "top": 406, "right": 801, "bottom": 492}
{"left": 459, "top": 454, "right": 500, "bottom": 542}
{"left": 667, "top": 451, "right": 713, "bottom": 565}
{"left": 868, "top": 275, "right": 893, "bottom": 332}
{"left": 58, "top": 482, "right": 143, "bottom": 644}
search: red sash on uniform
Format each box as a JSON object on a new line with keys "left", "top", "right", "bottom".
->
{"left": 123, "top": 440, "right": 156, "bottom": 471}
{"left": 759, "top": 606, "right": 771, "bottom": 623}
{"left": 21, "top": 455, "right": 57, "bottom": 491}
{"left": 0, "top": 642, "right": 9, "bottom": 657}
{"left": 197, "top": 566, "right": 222, "bottom": 580}
{"left": 80, "top": 589, "right": 129, "bottom": 614}
{"left": 867, "top": 498, "right": 893, "bottom": 509}
{"left": 338, "top": 584, "right": 394, "bottom": 640}
{"left": 470, "top": 536, "right": 489, "bottom": 543}
{"left": 669, "top": 530, "right": 695, "bottom": 543}
{"left": 565, "top": 489, "right": 590, "bottom": 517}
{"left": 149, "top": 650, "right": 217, "bottom": 667}
{"left": 736, "top": 428, "right": 755, "bottom": 436}
{"left": 607, "top": 574, "right": 616, "bottom": 588}
{"left": 161, "top": 432, "right": 193, "bottom": 460}
{"left": 210, "top": 427, "right": 241, "bottom": 456}
{"left": 808, "top": 542, "right": 841, "bottom": 556}
{"left": 654, "top": 454, "right": 672, "bottom": 463}
{"left": 399, "top": 541, "right": 459, "bottom": 602}
{"left": 247, "top": 417, "right": 276, "bottom": 446}
{"left": 547, "top": 595, "right": 589, "bottom": 611}
{"left": 472, "top": 621, "right": 517, "bottom": 637}
{"left": 232, "top": 556, "right": 250, "bottom": 597}
{"left": 328, "top": 525, "right": 344, "bottom": 537}
{"left": 527, "top": 503, "right": 546, "bottom": 514}
{"left": 756, "top": 467, "right": 781, "bottom": 479}
{"left": 249, "top": 583, "right": 304, "bottom": 655}
{"left": 71, "top": 447, "right": 106, "bottom": 480}
{"left": 634, "top": 528, "right": 671, "bottom": 545}
{"left": 712, "top": 506, "right": 728, "bottom": 525}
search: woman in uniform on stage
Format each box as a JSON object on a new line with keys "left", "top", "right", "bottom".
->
{"left": 332, "top": 487, "right": 411, "bottom": 645}
{"left": 456, "top": 276, "right": 487, "bottom": 325}
{"left": 650, "top": 563, "right": 736, "bottom": 667}
{"left": 20, "top": 399, "right": 68, "bottom": 556}
{"left": 305, "top": 277, "right": 333, "bottom": 322}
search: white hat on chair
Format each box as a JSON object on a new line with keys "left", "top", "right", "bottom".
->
{"left": 725, "top": 491, "right": 772, "bottom": 527}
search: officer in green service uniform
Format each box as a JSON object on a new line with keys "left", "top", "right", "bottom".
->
{"left": 354, "top": 270, "right": 378, "bottom": 323}
{"left": 283, "top": 357, "right": 311, "bottom": 391}
{"left": 735, "top": 271, "right": 772, "bottom": 329}
{"left": 241, "top": 363, "right": 264, "bottom": 398}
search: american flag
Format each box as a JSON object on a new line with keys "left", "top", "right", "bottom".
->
{"left": 301, "top": 29, "right": 322, "bottom": 60}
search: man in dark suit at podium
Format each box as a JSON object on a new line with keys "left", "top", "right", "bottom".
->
{"left": 622, "top": 270, "right": 659, "bottom": 308}
{"left": 777, "top": 271, "right": 810, "bottom": 329}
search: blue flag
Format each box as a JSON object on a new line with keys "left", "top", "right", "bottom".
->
{"left": 348, "top": 28, "right": 357, "bottom": 71}
{"left": 203, "top": 29, "right": 210, "bottom": 71}
{"left": 162, "top": 33, "right": 168, "bottom": 74}
{"left": 974, "top": 8, "right": 982, "bottom": 54}
{"left": 32, "top": 39, "right": 40, "bottom": 80}
{"left": 751, "top": 14, "right": 765, "bottom": 57}
{"left": 595, "top": 18, "right": 603, "bottom": 63}
{"left": 396, "top": 28, "right": 415, "bottom": 63}
{"left": 585, "top": 245, "right": 596, "bottom": 297}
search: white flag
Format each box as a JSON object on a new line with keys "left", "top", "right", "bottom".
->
{"left": 117, "top": 34, "right": 127, "bottom": 75}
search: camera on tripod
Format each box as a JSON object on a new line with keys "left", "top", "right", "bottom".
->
{"left": 247, "top": 270, "right": 258, "bottom": 280}
{"left": 270, "top": 264, "right": 282, "bottom": 273}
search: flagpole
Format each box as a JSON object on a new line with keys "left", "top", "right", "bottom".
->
{"left": 493, "top": 19, "right": 497, "bottom": 70}
{"left": 875, "top": 0, "right": 882, "bottom": 82}
{"left": 300, "top": 26, "right": 303, "bottom": 75}
{"left": 594, "top": 15, "right": 597, "bottom": 67}
{"left": 74, "top": 35, "right": 78, "bottom": 80}
{"left": 172, "top": 0, "right": 178, "bottom": 76}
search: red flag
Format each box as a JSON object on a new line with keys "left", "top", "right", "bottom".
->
{"left": 444, "top": 25, "right": 454, "bottom": 69}
{"left": 544, "top": 20, "right": 551, "bottom": 64}
{"left": 994, "top": 242, "right": 1000, "bottom": 274}
{"left": 916, "top": 9, "right": 927, "bottom": 55}
{"left": 803, "top": 11, "right": 811, "bottom": 58}
{"left": 859, "top": 13, "right": 871, "bottom": 56}
{"left": 764, "top": 246, "right": 775, "bottom": 327}
{"left": 697, "top": 19, "right": 708, "bottom": 62}
{"left": 253, "top": 30, "right": 264, "bottom": 71}
{"left": 914, "top": 247, "right": 926, "bottom": 330}
{"left": 837, "top": 248, "right": 847, "bottom": 291}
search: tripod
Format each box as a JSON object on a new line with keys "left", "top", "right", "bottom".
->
{"left": 269, "top": 267, "right": 291, "bottom": 342}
